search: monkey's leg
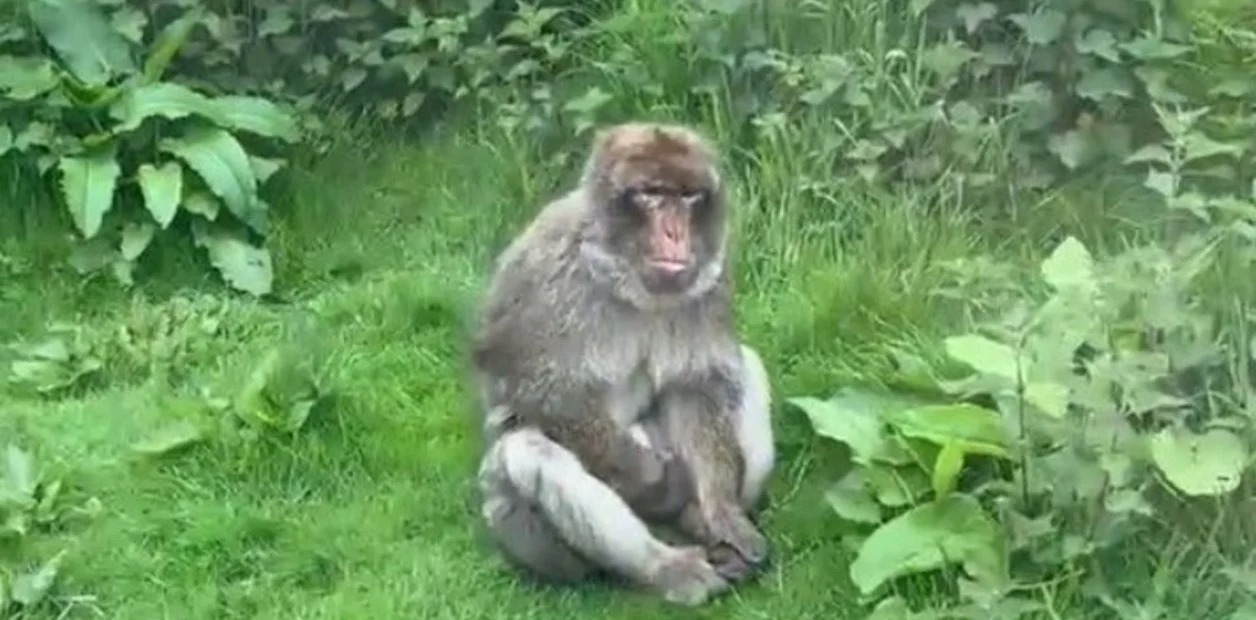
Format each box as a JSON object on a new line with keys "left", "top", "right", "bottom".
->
{"left": 479, "top": 427, "right": 729, "bottom": 606}
{"left": 655, "top": 347, "right": 775, "bottom": 583}
{"left": 731, "top": 344, "right": 775, "bottom": 511}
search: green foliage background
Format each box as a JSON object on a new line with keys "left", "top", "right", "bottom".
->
{"left": 2, "top": 0, "right": 1256, "bottom": 618}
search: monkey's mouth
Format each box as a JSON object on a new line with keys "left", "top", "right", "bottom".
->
{"left": 642, "top": 258, "right": 697, "bottom": 293}
{"left": 647, "top": 258, "right": 690, "bottom": 275}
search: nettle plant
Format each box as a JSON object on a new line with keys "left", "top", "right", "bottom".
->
{"left": 0, "top": 0, "right": 299, "bottom": 295}
{"left": 124, "top": 0, "right": 601, "bottom": 137}
{"left": 790, "top": 236, "right": 1253, "bottom": 618}
{"left": 664, "top": 0, "right": 1194, "bottom": 193}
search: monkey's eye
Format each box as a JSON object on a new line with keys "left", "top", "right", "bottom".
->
{"left": 616, "top": 188, "right": 642, "bottom": 214}
{"left": 690, "top": 189, "right": 714, "bottom": 213}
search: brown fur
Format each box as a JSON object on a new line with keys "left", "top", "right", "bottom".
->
{"left": 470, "top": 122, "right": 774, "bottom": 606}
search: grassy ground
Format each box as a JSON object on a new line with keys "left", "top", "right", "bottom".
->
{"left": 1, "top": 5, "right": 1250, "bottom": 618}
{"left": 0, "top": 117, "right": 1001, "bottom": 619}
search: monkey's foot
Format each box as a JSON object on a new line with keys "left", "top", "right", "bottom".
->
{"left": 651, "top": 546, "right": 729, "bottom": 606}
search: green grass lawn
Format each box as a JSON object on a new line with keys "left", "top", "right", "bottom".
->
{"left": 3, "top": 109, "right": 1250, "bottom": 619}
{"left": 3, "top": 0, "right": 1254, "bottom": 616}
{"left": 2, "top": 121, "right": 992, "bottom": 618}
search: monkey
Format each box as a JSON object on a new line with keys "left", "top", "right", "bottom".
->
{"left": 469, "top": 122, "right": 776, "bottom": 606}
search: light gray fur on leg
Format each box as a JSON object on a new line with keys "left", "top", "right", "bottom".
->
{"left": 478, "top": 427, "right": 728, "bottom": 605}
{"left": 733, "top": 344, "right": 774, "bottom": 510}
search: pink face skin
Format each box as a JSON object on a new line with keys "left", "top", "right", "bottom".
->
{"left": 633, "top": 188, "right": 707, "bottom": 292}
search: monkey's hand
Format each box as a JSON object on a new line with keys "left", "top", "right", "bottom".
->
{"left": 618, "top": 444, "right": 696, "bottom": 521}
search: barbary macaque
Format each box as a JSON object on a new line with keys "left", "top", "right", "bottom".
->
{"left": 470, "top": 122, "right": 776, "bottom": 606}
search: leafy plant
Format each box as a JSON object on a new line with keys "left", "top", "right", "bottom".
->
{"left": 792, "top": 234, "right": 1255, "bottom": 617}
{"left": 2, "top": 0, "right": 298, "bottom": 295}
{"left": 131, "top": 341, "right": 334, "bottom": 459}
{"left": 0, "top": 444, "right": 101, "bottom": 617}
{"left": 5, "top": 323, "right": 102, "bottom": 396}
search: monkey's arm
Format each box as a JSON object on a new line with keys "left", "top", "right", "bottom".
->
{"left": 526, "top": 385, "right": 693, "bottom": 518}
{"left": 657, "top": 368, "right": 769, "bottom": 572}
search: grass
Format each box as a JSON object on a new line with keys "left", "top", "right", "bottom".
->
{"left": 0, "top": 110, "right": 1246, "bottom": 620}
{"left": 0, "top": 119, "right": 991, "bottom": 618}
{"left": 2, "top": 3, "right": 1254, "bottom": 619}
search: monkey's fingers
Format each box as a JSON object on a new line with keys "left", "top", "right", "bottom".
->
{"left": 709, "top": 507, "right": 771, "bottom": 569}
{"left": 706, "top": 544, "right": 756, "bottom": 583}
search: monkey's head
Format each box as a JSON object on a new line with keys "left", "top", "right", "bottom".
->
{"left": 582, "top": 123, "right": 727, "bottom": 299}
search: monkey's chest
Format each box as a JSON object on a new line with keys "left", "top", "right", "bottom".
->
{"left": 596, "top": 319, "right": 731, "bottom": 427}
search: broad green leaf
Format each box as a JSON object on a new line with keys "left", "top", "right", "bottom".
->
{"left": 1024, "top": 381, "right": 1069, "bottom": 418}
{"left": 194, "top": 224, "right": 273, "bottom": 296}
{"left": 211, "top": 95, "right": 300, "bottom": 142}
{"left": 563, "top": 87, "right": 612, "bottom": 114}
{"left": 258, "top": 7, "right": 295, "bottom": 37}
{"left": 286, "top": 398, "right": 319, "bottom": 432}
{"left": 402, "top": 92, "right": 424, "bottom": 117}
{"left": 109, "top": 82, "right": 218, "bottom": 133}
{"left": 789, "top": 395, "right": 887, "bottom": 463}
{"left": 1076, "top": 28, "right": 1120, "bottom": 62}
{"left": 849, "top": 494, "right": 1006, "bottom": 594}
{"left": 1040, "top": 235, "right": 1095, "bottom": 292}
{"left": 931, "top": 442, "right": 964, "bottom": 497}
{"left": 182, "top": 191, "right": 220, "bottom": 220}
{"left": 1136, "top": 66, "right": 1187, "bottom": 103}
{"left": 28, "top": 0, "right": 136, "bottom": 85}
{"left": 1104, "top": 488, "right": 1153, "bottom": 516}
{"left": 1183, "top": 133, "right": 1244, "bottom": 163}
{"left": 1144, "top": 169, "right": 1176, "bottom": 198}
{"left": 883, "top": 403, "right": 1010, "bottom": 458}
{"left": 131, "top": 420, "right": 207, "bottom": 455}
{"left": 1150, "top": 428, "right": 1248, "bottom": 496}
{"left": 110, "top": 7, "right": 146, "bottom": 43}
{"left": 3, "top": 445, "right": 36, "bottom": 502}
{"left": 120, "top": 221, "right": 155, "bottom": 261}
{"left": 1047, "top": 129, "right": 1092, "bottom": 170}
{"left": 788, "top": 389, "right": 924, "bottom": 465}
{"left": 137, "top": 162, "right": 183, "bottom": 228}
{"left": 340, "top": 67, "right": 367, "bottom": 92}
{"left": 954, "top": 3, "right": 994, "bottom": 34}
{"left": 0, "top": 124, "right": 12, "bottom": 156}
{"left": 1076, "top": 67, "right": 1134, "bottom": 100}
{"left": 944, "top": 334, "right": 1021, "bottom": 382}
{"left": 142, "top": 7, "right": 201, "bottom": 84}
{"left": 1121, "top": 36, "right": 1192, "bottom": 60}
{"left": 1124, "top": 144, "right": 1171, "bottom": 165}
{"left": 10, "top": 549, "right": 65, "bottom": 605}
{"left": 248, "top": 156, "right": 285, "bottom": 184}
{"left": 825, "top": 471, "right": 882, "bottom": 524}
{"left": 1009, "top": 10, "right": 1066, "bottom": 45}
{"left": 956, "top": 3, "right": 997, "bottom": 34}
{"left": 57, "top": 148, "right": 121, "bottom": 239}
{"left": 865, "top": 464, "right": 931, "bottom": 507}
{"left": 0, "top": 55, "right": 59, "bottom": 100}
{"left": 161, "top": 127, "right": 264, "bottom": 233}
{"left": 920, "top": 41, "right": 977, "bottom": 81}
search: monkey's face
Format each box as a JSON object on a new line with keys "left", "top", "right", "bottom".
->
{"left": 589, "top": 125, "right": 726, "bottom": 297}
{"left": 611, "top": 184, "right": 719, "bottom": 294}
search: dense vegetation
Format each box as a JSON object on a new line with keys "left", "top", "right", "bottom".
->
{"left": 2, "top": 0, "right": 1254, "bottom": 618}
